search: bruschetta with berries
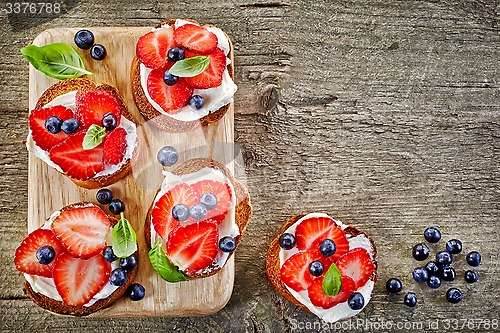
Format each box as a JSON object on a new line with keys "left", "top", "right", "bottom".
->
{"left": 145, "top": 158, "right": 251, "bottom": 281}
{"left": 26, "top": 78, "right": 138, "bottom": 189}
{"left": 15, "top": 203, "right": 139, "bottom": 316}
{"left": 132, "top": 19, "right": 237, "bottom": 132}
{"left": 266, "top": 213, "right": 377, "bottom": 323}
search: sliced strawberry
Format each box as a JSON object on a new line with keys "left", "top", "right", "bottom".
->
{"left": 151, "top": 183, "right": 199, "bottom": 240}
{"left": 75, "top": 90, "right": 122, "bottom": 128}
{"left": 173, "top": 24, "right": 218, "bottom": 55}
{"left": 53, "top": 253, "right": 111, "bottom": 306}
{"left": 147, "top": 69, "right": 193, "bottom": 114}
{"left": 280, "top": 252, "right": 325, "bottom": 292}
{"left": 166, "top": 221, "right": 219, "bottom": 275}
{"left": 136, "top": 26, "right": 175, "bottom": 70}
{"left": 336, "top": 248, "right": 375, "bottom": 289}
{"left": 191, "top": 180, "right": 232, "bottom": 224}
{"left": 184, "top": 48, "right": 226, "bottom": 89}
{"left": 103, "top": 128, "right": 127, "bottom": 165}
{"left": 295, "top": 216, "right": 349, "bottom": 262}
{"left": 14, "top": 229, "right": 65, "bottom": 278}
{"left": 28, "top": 105, "right": 74, "bottom": 151}
{"left": 51, "top": 206, "right": 111, "bottom": 259}
{"left": 307, "top": 275, "right": 356, "bottom": 309}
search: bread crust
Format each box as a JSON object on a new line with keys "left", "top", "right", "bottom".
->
{"left": 23, "top": 202, "right": 138, "bottom": 316}
{"left": 34, "top": 78, "right": 139, "bottom": 189}
{"left": 144, "top": 158, "right": 252, "bottom": 279}
{"left": 265, "top": 214, "right": 378, "bottom": 315}
{"left": 131, "top": 19, "right": 234, "bottom": 132}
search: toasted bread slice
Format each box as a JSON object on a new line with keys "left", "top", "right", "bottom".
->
{"left": 22, "top": 202, "right": 138, "bottom": 316}
{"left": 145, "top": 158, "right": 252, "bottom": 279}
{"left": 33, "top": 78, "right": 139, "bottom": 189}
{"left": 131, "top": 19, "right": 234, "bottom": 132}
{"left": 265, "top": 214, "right": 378, "bottom": 315}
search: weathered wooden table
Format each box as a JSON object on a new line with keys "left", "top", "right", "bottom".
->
{"left": 1, "top": 0, "right": 498, "bottom": 332}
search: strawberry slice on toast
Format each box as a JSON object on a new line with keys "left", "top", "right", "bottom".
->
{"left": 335, "top": 248, "right": 375, "bottom": 289}
{"left": 147, "top": 69, "right": 193, "bottom": 114}
{"left": 280, "top": 251, "right": 330, "bottom": 292}
{"left": 29, "top": 105, "right": 74, "bottom": 151}
{"left": 191, "top": 180, "right": 233, "bottom": 224}
{"left": 14, "top": 229, "right": 65, "bottom": 278}
{"left": 307, "top": 275, "right": 356, "bottom": 309}
{"left": 136, "top": 26, "right": 175, "bottom": 70}
{"left": 75, "top": 90, "right": 122, "bottom": 128}
{"left": 173, "top": 24, "right": 218, "bottom": 55}
{"left": 103, "top": 128, "right": 128, "bottom": 165}
{"left": 184, "top": 48, "right": 226, "bottom": 89}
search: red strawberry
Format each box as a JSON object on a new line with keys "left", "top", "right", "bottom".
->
{"left": 53, "top": 253, "right": 111, "bottom": 306}
{"left": 75, "top": 90, "right": 122, "bottom": 128}
{"left": 336, "top": 248, "right": 375, "bottom": 289}
{"left": 295, "top": 216, "right": 349, "bottom": 262}
{"left": 14, "top": 229, "right": 65, "bottom": 278}
{"left": 147, "top": 69, "right": 193, "bottom": 114}
{"left": 184, "top": 48, "right": 226, "bottom": 89}
{"left": 49, "top": 132, "right": 105, "bottom": 180}
{"left": 307, "top": 275, "right": 356, "bottom": 309}
{"left": 103, "top": 128, "right": 127, "bottom": 165}
{"left": 173, "top": 24, "right": 218, "bottom": 55}
{"left": 28, "top": 105, "right": 74, "bottom": 151}
{"left": 151, "top": 183, "right": 199, "bottom": 240}
{"left": 51, "top": 206, "right": 111, "bottom": 259}
{"left": 136, "top": 26, "right": 175, "bottom": 70}
{"left": 166, "top": 221, "right": 219, "bottom": 275}
{"left": 191, "top": 180, "right": 232, "bottom": 224}
{"left": 280, "top": 252, "right": 326, "bottom": 292}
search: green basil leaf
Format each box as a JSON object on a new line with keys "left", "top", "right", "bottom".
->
{"left": 21, "top": 43, "right": 92, "bottom": 80}
{"left": 82, "top": 124, "right": 106, "bottom": 150}
{"left": 322, "top": 263, "right": 342, "bottom": 296}
{"left": 168, "top": 55, "right": 210, "bottom": 77}
{"left": 112, "top": 213, "right": 138, "bottom": 258}
{"left": 148, "top": 242, "right": 187, "bottom": 282}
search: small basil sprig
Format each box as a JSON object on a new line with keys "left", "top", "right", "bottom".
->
{"left": 112, "top": 213, "right": 138, "bottom": 258}
{"left": 168, "top": 55, "right": 210, "bottom": 77}
{"left": 21, "top": 43, "right": 92, "bottom": 80}
{"left": 322, "top": 263, "right": 342, "bottom": 296}
{"left": 82, "top": 124, "right": 106, "bottom": 150}
{"left": 148, "top": 242, "right": 187, "bottom": 282}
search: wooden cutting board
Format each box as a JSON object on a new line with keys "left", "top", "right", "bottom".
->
{"left": 27, "top": 27, "right": 236, "bottom": 317}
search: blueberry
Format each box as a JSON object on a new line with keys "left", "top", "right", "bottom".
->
{"left": 36, "top": 246, "right": 55, "bottom": 265}
{"left": 446, "top": 239, "right": 462, "bottom": 254}
{"left": 404, "top": 292, "right": 417, "bottom": 307}
{"left": 189, "top": 203, "right": 207, "bottom": 220}
{"left": 412, "top": 243, "right": 430, "bottom": 261}
{"left": 440, "top": 266, "right": 456, "bottom": 281}
{"left": 464, "top": 270, "right": 478, "bottom": 283}
{"left": 189, "top": 95, "right": 205, "bottom": 110}
{"left": 200, "top": 193, "right": 217, "bottom": 210}
{"left": 109, "top": 199, "right": 125, "bottom": 215}
{"left": 90, "top": 44, "right": 106, "bottom": 60}
{"left": 278, "top": 233, "right": 296, "bottom": 250}
{"left": 219, "top": 236, "right": 236, "bottom": 252}
{"left": 348, "top": 292, "right": 364, "bottom": 310}
{"left": 74, "top": 29, "right": 94, "bottom": 50}
{"left": 167, "top": 46, "right": 185, "bottom": 62}
{"left": 163, "top": 71, "right": 179, "bottom": 86}
{"left": 308, "top": 260, "right": 324, "bottom": 276}
{"left": 61, "top": 118, "right": 79, "bottom": 134}
{"left": 157, "top": 146, "right": 179, "bottom": 167}
{"left": 101, "top": 113, "right": 117, "bottom": 131}
{"left": 172, "top": 204, "right": 189, "bottom": 222}
{"left": 319, "top": 239, "right": 336, "bottom": 257}
{"left": 126, "top": 283, "right": 145, "bottom": 301}
{"left": 466, "top": 251, "right": 481, "bottom": 267}
{"left": 102, "top": 246, "right": 118, "bottom": 262}
{"left": 119, "top": 254, "right": 138, "bottom": 271}
{"left": 425, "top": 261, "right": 440, "bottom": 276}
{"left": 45, "top": 116, "right": 63, "bottom": 134}
{"left": 386, "top": 278, "right": 403, "bottom": 293}
{"left": 412, "top": 267, "right": 429, "bottom": 283}
{"left": 109, "top": 268, "right": 127, "bottom": 286}
{"left": 427, "top": 275, "right": 441, "bottom": 289}
{"left": 446, "top": 288, "right": 462, "bottom": 304}
{"left": 96, "top": 188, "right": 113, "bottom": 205}
{"left": 423, "top": 227, "right": 441, "bottom": 243}
{"left": 436, "top": 251, "right": 453, "bottom": 266}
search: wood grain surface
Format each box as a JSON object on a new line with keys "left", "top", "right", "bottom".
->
{"left": 1, "top": 0, "right": 498, "bottom": 332}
